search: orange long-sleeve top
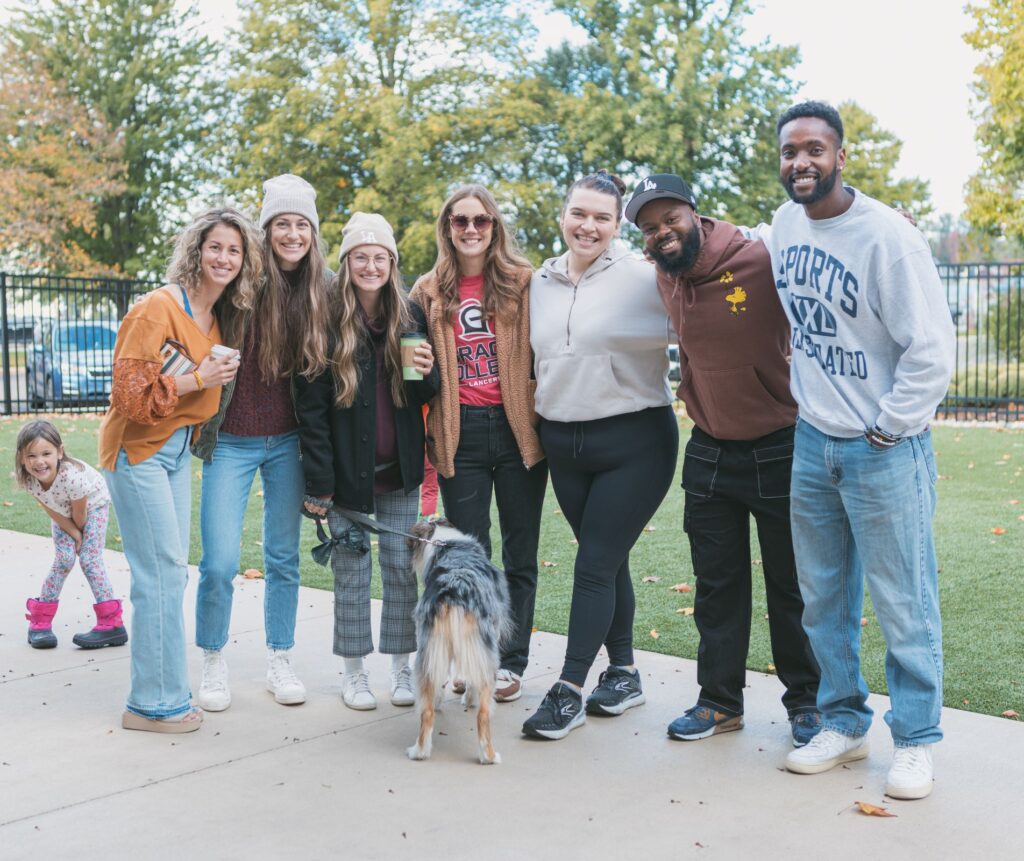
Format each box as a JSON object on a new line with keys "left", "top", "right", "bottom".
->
{"left": 99, "top": 288, "right": 222, "bottom": 470}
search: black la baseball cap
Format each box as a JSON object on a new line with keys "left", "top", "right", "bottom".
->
{"left": 624, "top": 174, "right": 698, "bottom": 224}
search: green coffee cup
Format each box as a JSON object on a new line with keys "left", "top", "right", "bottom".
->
{"left": 401, "top": 333, "right": 427, "bottom": 380}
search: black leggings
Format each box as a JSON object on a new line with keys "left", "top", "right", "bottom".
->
{"left": 540, "top": 406, "right": 678, "bottom": 687}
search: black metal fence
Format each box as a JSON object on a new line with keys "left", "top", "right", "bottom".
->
{"left": 1, "top": 264, "right": 1023, "bottom": 420}
{"left": 0, "top": 272, "right": 155, "bottom": 415}
{"left": 939, "top": 262, "right": 1024, "bottom": 421}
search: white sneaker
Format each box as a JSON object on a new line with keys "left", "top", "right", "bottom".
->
{"left": 785, "top": 729, "right": 869, "bottom": 774}
{"left": 342, "top": 669, "right": 377, "bottom": 711}
{"left": 885, "top": 744, "right": 934, "bottom": 799}
{"left": 390, "top": 665, "right": 415, "bottom": 707}
{"left": 198, "top": 650, "right": 231, "bottom": 712}
{"left": 266, "top": 649, "right": 307, "bottom": 705}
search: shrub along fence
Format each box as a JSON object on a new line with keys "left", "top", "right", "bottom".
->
{"left": 2, "top": 263, "right": 1022, "bottom": 419}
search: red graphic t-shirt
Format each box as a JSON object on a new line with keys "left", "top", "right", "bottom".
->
{"left": 453, "top": 274, "right": 502, "bottom": 406}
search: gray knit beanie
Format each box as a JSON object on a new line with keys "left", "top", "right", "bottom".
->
{"left": 259, "top": 174, "right": 319, "bottom": 233}
{"left": 339, "top": 212, "right": 399, "bottom": 264}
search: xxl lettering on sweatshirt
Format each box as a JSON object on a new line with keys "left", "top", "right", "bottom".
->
{"left": 779, "top": 244, "right": 859, "bottom": 318}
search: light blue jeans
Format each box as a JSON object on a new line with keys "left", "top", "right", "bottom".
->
{"left": 195, "top": 431, "right": 303, "bottom": 651}
{"left": 790, "top": 420, "right": 943, "bottom": 747}
{"left": 104, "top": 427, "right": 194, "bottom": 718}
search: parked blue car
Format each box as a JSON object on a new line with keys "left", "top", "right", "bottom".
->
{"left": 26, "top": 320, "right": 117, "bottom": 408}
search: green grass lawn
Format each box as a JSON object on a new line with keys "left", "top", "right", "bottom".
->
{"left": 2, "top": 412, "right": 1021, "bottom": 719}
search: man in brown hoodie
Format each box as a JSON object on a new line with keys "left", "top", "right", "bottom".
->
{"left": 624, "top": 175, "right": 821, "bottom": 748}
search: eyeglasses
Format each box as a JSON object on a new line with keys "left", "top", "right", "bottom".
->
{"left": 350, "top": 253, "right": 391, "bottom": 269}
{"left": 449, "top": 214, "right": 495, "bottom": 232}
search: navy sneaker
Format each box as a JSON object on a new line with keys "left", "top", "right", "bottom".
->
{"left": 585, "top": 666, "right": 645, "bottom": 716}
{"left": 789, "top": 711, "right": 823, "bottom": 747}
{"left": 522, "top": 682, "right": 586, "bottom": 740}
{"left": 667, "top": 705, "right": 743, "bottom": 740}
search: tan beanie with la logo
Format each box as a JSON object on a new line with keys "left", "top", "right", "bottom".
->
{"left": 339, "top": 212, "right": 399, "bottom": 265}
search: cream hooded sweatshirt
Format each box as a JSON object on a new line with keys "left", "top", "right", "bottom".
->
{"left": 530, "top": 240, "right": 673, "bottom": 422}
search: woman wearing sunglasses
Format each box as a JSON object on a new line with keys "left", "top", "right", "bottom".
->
{"left": 521, "top": 170, "right": 677, "bottom": 740}
{"left": 410, "top": 186, "right": 547, "bottom": 703}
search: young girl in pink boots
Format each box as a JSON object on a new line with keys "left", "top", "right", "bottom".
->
{"left": 15, "top": 419, "right": 127, "bottom": 650}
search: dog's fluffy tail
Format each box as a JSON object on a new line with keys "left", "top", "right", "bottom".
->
{"left": 417, "top": 604, "right": 498, "bottom": 697}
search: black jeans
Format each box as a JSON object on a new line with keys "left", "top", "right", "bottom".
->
{"left": 541, "top": 406, "right": 679, "bottom": 688}
{"left": 438, "top": 405, "right": 548, "bottom": 676}
{"left": 682, "top": 424, "right": 819, "bottom": 716}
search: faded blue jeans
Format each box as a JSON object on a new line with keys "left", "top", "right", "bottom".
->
{"left": 790, "top": 419, "right": 943, "bottom": 747}
{"left": 104, "top": 427, "right": 194, "bottom": 719}
{"left": 195, "top": 431, "right": 304, "bottom": 651}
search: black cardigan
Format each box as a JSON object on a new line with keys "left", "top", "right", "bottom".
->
{"left": 294, "top": 301, "right": 438, "bottom": 513}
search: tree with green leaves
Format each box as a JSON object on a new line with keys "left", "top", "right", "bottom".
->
{"left": 216, "top": 0, "right": 536, "bottom": 274}
{"left": 838, "top": 100, "right": 931, "bottom": 220}
{"left": 0, "top": 40, "right": 124, "bottom": 274}
{"left": 8, "top": 0, "right": 215, "bottom": 276}
{"left": 964, "top": 0, "right": 1024, "bottom": 245}
{"left": 510, "top": 0, "right": 801, "bottom": 249}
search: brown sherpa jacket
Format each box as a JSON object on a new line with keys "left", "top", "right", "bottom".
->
{"left": 410, "top": 268, "right": 543, "bottom": 478}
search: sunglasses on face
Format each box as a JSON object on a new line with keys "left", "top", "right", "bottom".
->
{"left": 449, "top": 214, "right": 495, "bottom": 232}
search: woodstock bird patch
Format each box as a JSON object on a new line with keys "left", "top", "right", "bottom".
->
{"left": 720, "top": 271, "right": 747, "bottom": 314}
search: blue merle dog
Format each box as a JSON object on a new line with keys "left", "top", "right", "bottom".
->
{"left": 406, "top": 519, "right": 512, "bottom": 764}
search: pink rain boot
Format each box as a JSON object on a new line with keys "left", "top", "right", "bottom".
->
{"left": 26, "top": 598, "right": 59, "bottom": 649}
{"left": 72, "top": 599, "right": 129, "bottom": 649}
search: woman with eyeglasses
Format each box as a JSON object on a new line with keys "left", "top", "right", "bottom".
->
{"left": 296, "top": 213, "right": 437, "bottom": 710}
{"left": 521, "top": 170, "right": 677, "bottom": 741}
{"left": 410, "top": 185, "right": 547, "bottom": 704}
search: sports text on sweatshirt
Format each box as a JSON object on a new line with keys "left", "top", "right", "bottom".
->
{"left": 530, "top": 241, "right": 673, "bottom": 423}
{"left": 768, "top": 188, "right": 954, "bottom": 438}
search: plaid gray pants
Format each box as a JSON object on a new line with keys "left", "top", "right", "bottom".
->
{"left": 328, "top": 488, "right": 420, "bottom": 658}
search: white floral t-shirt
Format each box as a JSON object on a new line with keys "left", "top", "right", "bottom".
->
{"left": 27, "top": 460, "right": 110, "bottom": 516}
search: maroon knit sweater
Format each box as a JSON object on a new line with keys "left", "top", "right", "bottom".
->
{"left": 220, "top": 273, "right": 299, "bottom": 437}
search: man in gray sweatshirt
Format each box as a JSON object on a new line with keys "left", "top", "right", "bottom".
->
{"left": 768, "top": 101, "right": 954, "bottom": 800}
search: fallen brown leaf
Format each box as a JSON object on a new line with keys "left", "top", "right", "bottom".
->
{"left": 553, "top": 509, "right": 562, "bottom": 516}
{"left": 669, "top": 583, "right": 692, "bottom": 593}
{"left": 1, "top": 501, "right": 12, "bottom": 507}
{"left": 766, "top": 663, "right": 776, "bottom": 672}
{"left": 860, "top": 617, "right": 868, "bottom": 627}
{"left": 541, "top": 560, "right": 557, "bottom": 568}
{"left": 643, "top": 525, "right": 657, "bottom": 532}
{"left": 649, "top": 629, "right": 660, "bottom": 639}
{"left": 676, "top": 607, "right": 695, "bottom": 616}
{"left": 991, "top": 527, "right": 1007, "bottom": 535}
{"left": 855, "top": 801, "right": 897, "bottom": 818}
{"left": 1002, "top": 710, "right": 1020, "bottom": 719}
{"left": 256, "top": 490, "right": 264, "bottom": 497}
{"left": 641, "top": 575, "right": 661, "bottom": 583}
{"left": 752, "top": 559, "right": 761, "bottom": 566}
{"left": 1010, "top": 500, "right": 1020, "bottom": 505}
{"left": 242, "top": 568, "right": 264, "bottom": 579}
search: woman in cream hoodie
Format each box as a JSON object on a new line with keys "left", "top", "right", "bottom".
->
{"left": 522, "top": 171, "right": 677, "bottom": 741}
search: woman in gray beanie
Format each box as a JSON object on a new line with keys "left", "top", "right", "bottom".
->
{"left": 193, "top": 174, "right": 333, "bottom": 712}
{"left": 296, "top": 213, "right": 438, "bottom": 710}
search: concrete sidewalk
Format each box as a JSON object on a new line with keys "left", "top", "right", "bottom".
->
{"left": 0, "top": 528, "right": 1020, "bottom": 860}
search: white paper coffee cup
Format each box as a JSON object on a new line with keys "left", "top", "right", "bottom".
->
{"left": 210, "top": 344, "right": 239, "bottom": 361}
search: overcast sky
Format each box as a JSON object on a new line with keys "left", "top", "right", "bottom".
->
{"left": 3, "top": 0, "right": 982, "bottom": 219}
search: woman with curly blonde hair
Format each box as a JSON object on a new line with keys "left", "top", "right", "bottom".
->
{"left": 100, "top": 205, "right": 262, "bottom": 733}
{"left": 193, "top": 176, "right": 332, "bottom": 713}
{"left": 410, "top": 185, "right": 547, "bottom": 704}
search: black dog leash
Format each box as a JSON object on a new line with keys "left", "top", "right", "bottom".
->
{"left": 303, "top": 505, "right": 448, "bottom": 567}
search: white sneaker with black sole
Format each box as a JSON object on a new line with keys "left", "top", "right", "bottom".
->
{"left": 522, "top": 682, "right": 586, "bottom": 740}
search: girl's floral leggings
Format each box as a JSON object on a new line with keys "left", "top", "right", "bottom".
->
{"left": 39, "top": 503, "right": 115, "bottom": 603}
